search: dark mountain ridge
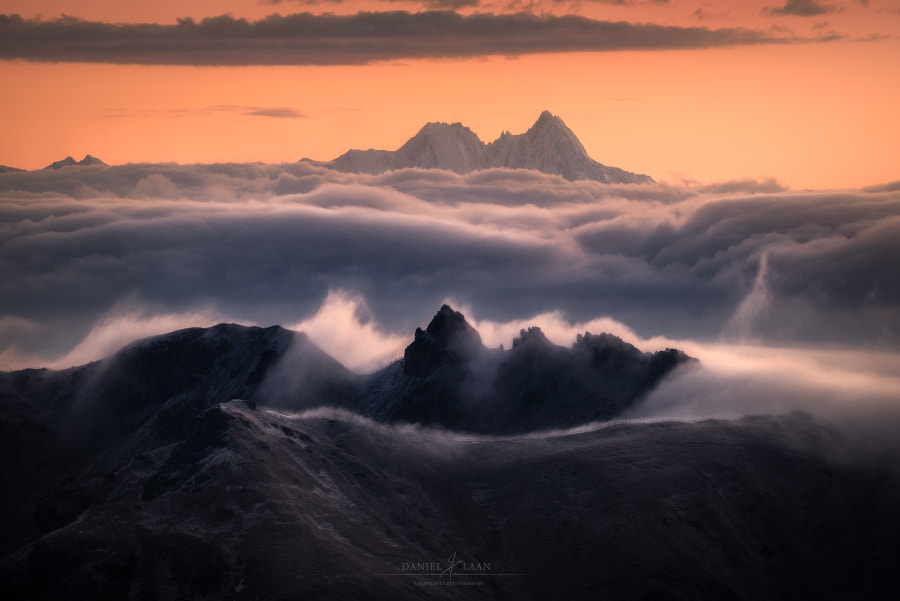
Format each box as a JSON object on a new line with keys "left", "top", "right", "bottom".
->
{"left": 312, "top": 111, "right": 654, "bottom": 184}
{"left": 357, "top": 305, "right": 693, "bottom": 433}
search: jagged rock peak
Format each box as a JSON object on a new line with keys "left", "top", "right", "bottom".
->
{"left": 532, "top": 110, "right": 572, "bottom": 132}
{"left": 512, "top": 326, "right": 553, "bottom": 350}
{"left": 422, "top": 304, "right": 483, "bottom": 350}
{"left": 521, "top": 111, "right": 589, "bottom": 155}
{"left": 403, "top": 305, "right": 484, "bottom": 378}
{"left": 575, "top": 331, "right": 629, "bottom": 347}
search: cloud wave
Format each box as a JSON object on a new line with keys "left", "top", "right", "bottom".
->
{"left": 1, "top": 162, "right": 898, "bottom": 370}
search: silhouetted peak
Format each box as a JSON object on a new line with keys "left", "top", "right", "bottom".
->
{"left": 575, "top": 331, "right": 630, "bottom": 350}
{"left": 422, "top": 304, "right": 483, "bottom": 350}
{"left": 111, "top": 323, "right": 300, "bottom": 377}
{"left": 403, "top": 305, "right": 484, "bottom": 378}
{"left": 512, "top": 326, "right": 553, "bottom": 350}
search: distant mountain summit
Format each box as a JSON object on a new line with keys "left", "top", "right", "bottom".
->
{"left": 324, "top": 122, "right": 486, "bottom": 176}
{"left": 312, "top": 111, "right": 653, "bottom": 184}
{"left": 44, "top": 154, "right": 107, "bottom": 170}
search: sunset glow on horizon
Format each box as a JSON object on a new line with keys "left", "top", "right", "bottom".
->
{"left": 1, "top": 0, "right": 898, "bottom": 189}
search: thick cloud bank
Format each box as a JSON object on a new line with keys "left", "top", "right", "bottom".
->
{"left": 1, "top": 162, "right": 898, "bottom": 415}
{"left": 0, "top": 12, "right": 833, "bottom": 65}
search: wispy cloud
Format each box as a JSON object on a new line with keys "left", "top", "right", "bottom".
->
{"left": 243, "top": 107, "right": 307, "bottom": 119}
{"left": 101, "top": 105, "right": 306, "bottom": 119}
{"left": 0, "top": 12, "right": 839, "bottom": 66}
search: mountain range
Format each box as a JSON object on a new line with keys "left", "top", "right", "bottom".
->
{"left": 2, "top": 306, "right": 900, "bottom": 599}
{"left": 3, "top": 113, "right": 652, "bottom": 184}
{"left": 308, "top": 111, "right": 654, "bottom": 183}
{"left": 43, "top": 154, "right": 108, "bottom": 170}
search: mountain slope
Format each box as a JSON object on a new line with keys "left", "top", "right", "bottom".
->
{"left": 484, "top": 111, "right": 651, "bottom": 183}
{"left": 0, "top": 323, "right": 359, "bottom": 557}
{"left": 315, "top": 112, "right": 654, "bottom": 183}
{"left": 3, "top": 401, "right": 900, "bottom": 601}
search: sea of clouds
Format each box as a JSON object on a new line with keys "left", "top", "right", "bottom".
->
{"left": 2, "top": 162, "right": 898, "bottom": 419}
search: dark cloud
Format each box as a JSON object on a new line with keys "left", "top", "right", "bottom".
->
{"left": 1, "top": 163, "right": 899, "bottom": 369}
{"left": 864, "top": 180, "right": 900, "bottom": 193}
{"left": 99, "top": 105, "right": 307, "bottom": 120}
{"left": 380, "top": 0, "right": 482, "bottom": 8}
{"left": 764, "top": 0, "right": 838, "bottom": 17}
{"left": 0, "top": 11, "right": 834, "bottom": 66}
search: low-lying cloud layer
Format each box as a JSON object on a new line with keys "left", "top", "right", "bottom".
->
{"left": 0, "top": 11, "right": 837, "bottom": 65}
{"left": 1, "top": 161, "right": 898, "bottom": 384}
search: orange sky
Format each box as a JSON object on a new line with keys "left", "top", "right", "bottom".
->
{"left": 1, "top": 0, "right": 898, "bottom": 188}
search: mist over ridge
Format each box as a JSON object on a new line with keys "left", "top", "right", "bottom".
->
{"left": 2, "top": 156, "right": 898, "bottom": 370}
{"left": 3, "top": 312, "right": 900, "bottom": 599}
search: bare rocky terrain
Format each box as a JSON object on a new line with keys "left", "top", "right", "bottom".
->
{"left": 2, "top": 308, "right": 899, "bottom": 600}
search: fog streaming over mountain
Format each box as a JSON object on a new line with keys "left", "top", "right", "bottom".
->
{"left": 1, "top": 156, "right": 898, "bottom": 373}
{"left": 3, "top": 319, "right": 900, "bottom": 599}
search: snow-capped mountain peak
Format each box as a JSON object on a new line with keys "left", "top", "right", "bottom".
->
{"left": 312, "top": 111, "right": 654, "bottom": 183}
{"left": 44, "top": 154, "right": 108, "bottom": 170}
